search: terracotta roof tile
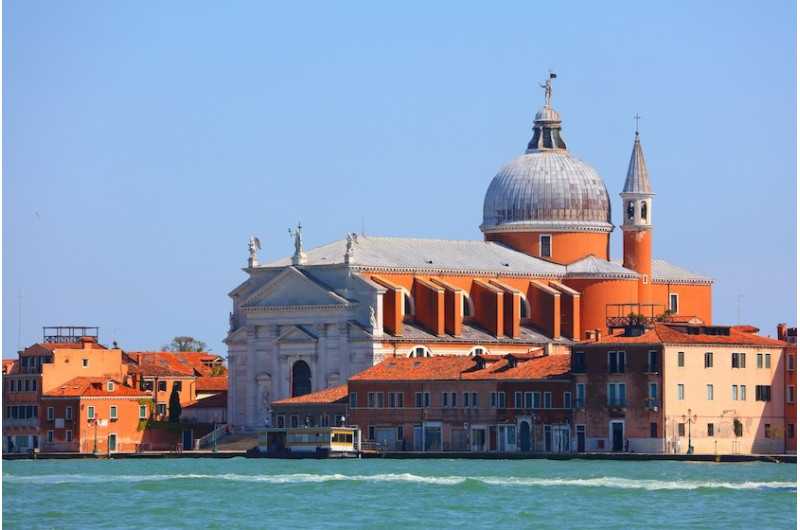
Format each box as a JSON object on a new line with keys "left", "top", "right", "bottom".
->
{"left": 43, "top": 376, "right": 149, "bottom": 398}
{"left": 349, "top": 354, "right": 571, "bottom": 382}
{"left": 196, "top": 376, "right": 228, "bottom": 391}
{"left": 578, "top": 323, "right": 787, "bottom": 347}
{"left": 272, "top": 384, "right": 349, "bottom": 405}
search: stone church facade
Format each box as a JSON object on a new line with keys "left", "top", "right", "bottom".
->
{"left": 226, "top": 79, "right": 713, "bottom": 430}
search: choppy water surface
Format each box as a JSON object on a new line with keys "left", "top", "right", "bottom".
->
{"left": 3, "top": 458, "right": 796, "bottom": 528}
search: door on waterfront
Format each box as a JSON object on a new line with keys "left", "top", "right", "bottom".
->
{"left": 611, "top": 422, "right": 624, "bottom": 451}
{"left": 520, "top": 421, "right": 531, "bottom": 452}
{"left": 182, "top": 429, "right": 193, "bottom": 450}
{"left": 108, "top": 433, "right": 117, "bottom": 452}
{"left": 577, "top": 425, "right": 586, "bottom": 452}
{"left": 489, "top": 426, "right": 497, "bottom": 451}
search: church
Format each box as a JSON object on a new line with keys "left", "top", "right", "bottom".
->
{"left": 225, "top": 78, "right": 713, "bottom": 429}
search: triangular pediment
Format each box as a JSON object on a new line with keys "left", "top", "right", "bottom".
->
{"left": 277, "top": 326, "right": 318, "bottom": 343}
{"left": 242, "top": 267, "right": 351, "bottom": 309}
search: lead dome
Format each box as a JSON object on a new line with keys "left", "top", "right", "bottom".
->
{"left": 480, "top": 87, "right": 612, "bottom": 234}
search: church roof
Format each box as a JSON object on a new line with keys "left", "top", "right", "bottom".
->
{"left": 260, "top": 236, "right": 565, "bottom": 276}
{"left": 622, "top": 132, "right": 653, "bottom": 195}
{"left": 617, "top": 259, "right": 714, "bottom": 284}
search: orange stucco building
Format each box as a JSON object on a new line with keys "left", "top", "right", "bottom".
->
{"left": 227, "top": 79, "right": 713, "bottom": 430}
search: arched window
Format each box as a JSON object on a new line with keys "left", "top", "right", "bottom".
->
{"left": 627, "top": 201, "right": 635, "bottom": 220}
{"left": 640, "top": 201, "right": 648, "bottom": 221}
{"left": 519, "top": 296, "right": 531, "bottom": 319}
{"left": 409, "top": 346, "right": 432, "bottom": 358}
{"left": 292, "top": 360, "right": 312, "bottom": 397}
{"left": 401, "top": 288, "right": 415, "bottom": 319}
{"left": 469, "top": 346, "right": 490, "bottom": 356}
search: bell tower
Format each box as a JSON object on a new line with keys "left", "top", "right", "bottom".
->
{"left": 620, "top": 124, "right": 654, "bottom": 304}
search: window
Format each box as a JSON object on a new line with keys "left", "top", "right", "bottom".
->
{"left": 368, "top": 392, "right": 376, "bottom": 408}
{"left": 24, "top": 379, "right": 30, "bottom": 392}
{"left": 576, "top": 384, "right": 585, "bottom": 409}
{"left": 678, "top": 423, "right": 686, "bottom": 437}
{"left": 82, "top": 358, "right": 89, "bottom": 367}
{"left": 669, "top": 293, "right": 679, "bottom": 313}
{"left": 389, "top": 392, "right": 396, "bottom": 408}
{"left": 732, "top": 385, "right": 738, "bottom": 401}
{"left": 65, "top": 406, "right": 73, "bottom": 421}
{"left": 740, "top": 385, "right": 746, "bottom": 401}
{"left": 755, "top": 385, "right": 771, "bottom": 402}
{"left": 490, "top": 392, "right": 497, "bottom": 408}
{"left": 515, "top": 392, "right": 522, "bottom": 408}
{"left": 704, "top": 352, "right": 713, "bottom": 368}
{"left": 647, "top": 383, "right": 658, "bottom": 408}
{"left": 787, "top": 386, "right": 795, "bottom": 404}
{"left": 543, "top": 392, "right": 552, "bottom": 409}
{"left": 290, "top": 415, "right": 299, "bottom": 428}
{"left": 524, "top": 392, "right": 533, "bottom": 409}
{"left": 276, "top": 415, "right": 285, "bottom": 428}
{"left": 788, "top": 355, "right": 795, "bottom": 371}
{"left": 110, "top": 406, "right": 118, "bottom": 420}
{"left": 564, "top": 392, "right": 572, "bottom": 409}
{"left": 707, "top": 423, "right": 714, "bottom": 437}
{"left": 47, "top": 431, "right": 54, "bottom": 443}
{"left": 608, "top": 351, "right": 626, "bottom": 373}
{"left": 732, "top": 352, "right": 746, "bottom": 368}
{"left": 540, "top": 235, "right": 552, "bottom": 258}
{"left": 349, "top": 393, "right": 357, "bottom": 408}
{"left": 471, "top": 392, "right": 478, "bottom": 408}
{"left": 789, "top": 424, "right": 795, "bottom": 438}
{"left": 462, "top": 392, "right": 469, "bottom": 408}
{"left": 707, "top": 384, "right": 714, "bottom": 401}
{"left": 650, "top": 423, "right": 658, "bottom": 438}
{"left": 677, "top": 351, "right": 685, "bottom": 367}
{"left": 573, "top": 351, "right": 586, "bottom": 373}
{"left": 415, "top": 392, "right": 430, "bottom": 408}
{"left": 32, "top": 379, "right": 37, "bottom": 391}
{"left": 107, "top": 382, "right": 115, "bottom": 391}
{"left": 47, "top": 407, "right": 54, "bottom": 421}
{"left": 757, "top": 353, "right": 763, "bottom": 368}
{"left": 368, "top": 425, "right": 375, "bottom": 440}
{"left": 648, "top": 350, "right": 659, "bottom": 373}
{"left": 642, "top": 274, "right": 648, "bottom": 284}
{"left": 608, "top": 383, "right": 626, "bottom": 407}
{"left": 66, "top": 430, "right": 72, "bottom": 443}
{"left": 677, "top": 384, "right": 685, "bottom": 401}
{"left": 498, "top": 392, "right": 506, "bottom": 408}
{"left": 765, "top": 354, "right": 771, "bottom": 369}
{"left": 533, "top": 392, "right": 541, "bottom": 409}
{"left": 156, "top": 403, "right": 166, "bottom": 416}
{"left": 87, "top": 406, "right": 95, "bottom": 420}
{"left": 139, "top": 405, "right": 147, "bottom": 419}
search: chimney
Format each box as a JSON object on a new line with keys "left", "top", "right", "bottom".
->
{"left": 777, "top": 323, "right": 787, "bottom": 341}
{"left": 544, "top": 343, "right": 552, "bottom": 356}
{"left": 594, "top": 329, "right": 601, "bottom": 342}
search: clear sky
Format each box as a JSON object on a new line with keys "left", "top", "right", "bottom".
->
{"left": 2, "top": 1, "right": 797, "bottom": 357}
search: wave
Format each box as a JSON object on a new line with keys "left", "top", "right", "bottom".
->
{"left": 4, "top": 472, "right": 795, "bottom": 491}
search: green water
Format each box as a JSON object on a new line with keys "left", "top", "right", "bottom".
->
{"left": 2, "top": 458, "right": 796, "bottom": 528}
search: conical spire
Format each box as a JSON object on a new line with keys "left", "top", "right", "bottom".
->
{"left": 623, "top": 132, "right": 652, "bottom": 194}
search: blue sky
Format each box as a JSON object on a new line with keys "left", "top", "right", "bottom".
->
{"left": 2, "top": 1, "right": 796, "bottom": 357}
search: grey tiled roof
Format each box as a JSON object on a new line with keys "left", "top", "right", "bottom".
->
{"left": 567, "top": 255, "right": 638, "bottom": 278}
{"left": 383, "top": 320, "right": 573, "bottom": 345}
{"left": 261, "top": 236, "right": 566, "bottom": 276}
{"left": 610, "top": 259, "right": 713, "bottom": 284}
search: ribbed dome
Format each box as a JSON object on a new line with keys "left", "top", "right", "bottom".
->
{"left": 480, "top": 86, "right": 613, "bottom": 234}
{"left": 480, "top": 152, "right": 613, "bottom": 232}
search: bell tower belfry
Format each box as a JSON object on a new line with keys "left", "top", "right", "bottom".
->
{"left": 620, "top": 123, "right": 654, "bottom": 304}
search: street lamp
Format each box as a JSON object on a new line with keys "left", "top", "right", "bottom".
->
{"left": 682, "top": 409, "right": 697, "bottom": 454}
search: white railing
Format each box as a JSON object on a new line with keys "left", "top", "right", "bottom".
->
{"left": 195, "top": 424, "right": 227, "bottom": 449}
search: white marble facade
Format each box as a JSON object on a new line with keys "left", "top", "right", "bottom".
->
{"left": 226, "top": 264, "right": 385, "bottom": 429}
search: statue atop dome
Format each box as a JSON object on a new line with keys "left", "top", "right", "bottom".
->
{"left": 538, "top": 71, "right": 557, "bottom": 107}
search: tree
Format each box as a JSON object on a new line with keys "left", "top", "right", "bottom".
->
{"left": 168, "top": 389, "right": 182, "bottom": 423}
{"left": 163, "top": 336, "right": 208, "bottom": 352}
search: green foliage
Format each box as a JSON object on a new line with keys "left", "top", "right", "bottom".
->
{"left": 168, "top": 389, "right": 182, "bottom": 423}
{"left": 162, "top": 336, "right": 208, "bottom": 352}
{"left": 733, "top": 418, "right": 743, "bottom": 437}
